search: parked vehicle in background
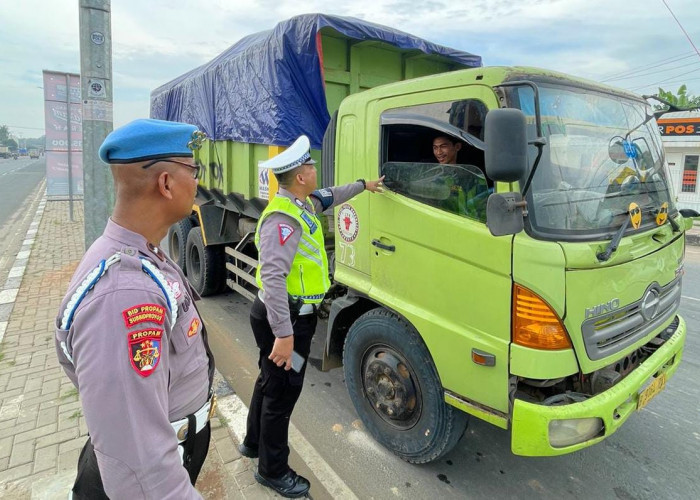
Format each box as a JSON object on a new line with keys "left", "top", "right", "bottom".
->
{"left": 153, "top": 14, "right": 689, "bottom": 463}
{"left": 0, "top": 146, "right": 9, "bottom": 159}
{"left": 29, "top": 149, "right": 39, "bottom": 159}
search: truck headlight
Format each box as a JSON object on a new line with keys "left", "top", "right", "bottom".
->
{"left": 548, "top": 417, "right": 604, "bottom": 448}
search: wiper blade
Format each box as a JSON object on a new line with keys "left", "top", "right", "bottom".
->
{"left": 597, "top": 215, "right": 631, "bottom": 262}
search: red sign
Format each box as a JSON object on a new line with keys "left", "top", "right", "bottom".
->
{"left": 43, "top": 71, "right": 82, "bottom": 197}
{"left": 46, "top": 151, "right": 83, "bottom": 196}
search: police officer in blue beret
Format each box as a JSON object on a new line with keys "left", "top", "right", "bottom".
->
{"left": 238, "top": 135, "right": 383, "bottom": 498}
{"left": 55, "top": 119, "right": 216, "bottom": 499}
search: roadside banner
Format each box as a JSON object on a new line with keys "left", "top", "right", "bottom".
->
{"left": 43, "top": 70, "right": 83, "bottom": 197}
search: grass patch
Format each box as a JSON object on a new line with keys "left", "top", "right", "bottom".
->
{"left": 218, "top": 416, "right": 230, "bottom": 428}
{"left": 68, "top": 410, "right": 82, "bottom": 421}
{"left": 60, "top": 388, "right": 79, "bottom": 401}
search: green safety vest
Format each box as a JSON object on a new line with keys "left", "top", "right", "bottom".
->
{"left": 255, "top": 195, "right": 330, "bottom": 303}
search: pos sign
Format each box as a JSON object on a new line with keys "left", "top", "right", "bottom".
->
{"left": 657, "top": 118, "right": 700, "bottom": 136}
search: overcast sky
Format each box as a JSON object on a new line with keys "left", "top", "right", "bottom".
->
{"left": 1, "top": 0, "right": 699, "bottom": 140}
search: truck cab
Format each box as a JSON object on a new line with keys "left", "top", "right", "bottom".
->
{"left": 324, "top": 66, "right": 687, "bottom": 460}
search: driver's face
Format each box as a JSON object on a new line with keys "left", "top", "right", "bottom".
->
{"left": 433, "top": 137, "right": 461, "bottom": 164}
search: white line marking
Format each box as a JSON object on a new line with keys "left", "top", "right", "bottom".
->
{"left": 681, "top": 295, "right": 700, "bottom": 303}
{"left": 16, "top": 250, "right": 30, "bottom": 259}
{"left": 8, "top": 266, "right": 25, "bottom": 278}
{"left": 213, "top": 370, "right": 358, "bottom": 500}
{"left": 0, "top": 289, "right": 19, "bottom": 304}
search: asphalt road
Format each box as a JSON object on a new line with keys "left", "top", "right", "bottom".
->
{"left": 0, "top": 156, "right": 46, "bottom": 284}
{"left": 0, "top": 157, "right": 46, "bottom": 227}
{"left": 199, "top": 243, "right": 700, "bottom": 500}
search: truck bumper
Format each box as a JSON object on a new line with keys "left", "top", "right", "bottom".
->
{"left": 511, "top": 315, "right": 686, "bottom": 456}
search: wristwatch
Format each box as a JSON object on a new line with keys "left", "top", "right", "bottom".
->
{"left": 356, "top": 178, "right": 366, "bottom": 189}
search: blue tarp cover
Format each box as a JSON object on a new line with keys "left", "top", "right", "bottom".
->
{"left": 150, "top": 14, "right": 481, "bottom": 149}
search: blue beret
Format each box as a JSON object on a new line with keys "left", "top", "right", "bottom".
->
{"left": 99, "top": 119, "right": 203, "bottom": 164}
{"left": 260, "top": 135, "right": 316, "bottom": 174}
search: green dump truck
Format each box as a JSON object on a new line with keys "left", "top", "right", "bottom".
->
{"left": 152, "top": 14, "right": 688, "bottom": 462}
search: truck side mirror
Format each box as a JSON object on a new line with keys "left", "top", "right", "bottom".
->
{"left": 484, "top": 108, "right": 528, "bottom": 182}
{"left": 486, "top": 192, "right": 526, "bottom": 236}
{"left": 484, "top": 108, "right": 529, "bottom": 236}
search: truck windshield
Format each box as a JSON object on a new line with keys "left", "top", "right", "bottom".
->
{"left": 510, "top": 84, "right": 675, "bottom": 240}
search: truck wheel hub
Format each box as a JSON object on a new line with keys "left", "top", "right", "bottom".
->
{"left": 362, "top": 347, "right": 420, "bottom": 428}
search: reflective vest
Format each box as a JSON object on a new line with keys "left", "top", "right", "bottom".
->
{"left": 255, "top": 195, "right": 330, "bottom": 303}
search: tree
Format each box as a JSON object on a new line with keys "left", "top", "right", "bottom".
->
{"left": 0, "top": 125, "right": 9, "bottom": 145}
{"left": 654, "top": 85, "right": 700, "bottom": 111}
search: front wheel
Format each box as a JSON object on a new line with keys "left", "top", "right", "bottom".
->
{"left": 343, "top": 309, "right": 468, "bottom": 463}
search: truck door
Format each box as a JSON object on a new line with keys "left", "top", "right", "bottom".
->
{"left": 367, "top": 92, "right": 514, "bottom": 414}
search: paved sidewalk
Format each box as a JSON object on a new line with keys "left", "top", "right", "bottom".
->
{"left": 0, "top": 198, "right": 273, "bottom": 499}
{"left": 686, "top": 219, "right": 700, "bottom": 246}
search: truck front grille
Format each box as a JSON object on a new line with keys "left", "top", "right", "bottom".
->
{"left": 581, "top": 277, "right": 681, "bottom": 361}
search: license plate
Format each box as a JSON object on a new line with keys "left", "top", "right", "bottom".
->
{"left": 637, "top": 373, "right": 667, "bottom": 410}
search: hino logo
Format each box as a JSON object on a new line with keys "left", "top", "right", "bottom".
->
{"left": 585, "top": 298, "right": 620, "bottom": 319}
{"left": 640, "top": 287, "right": 661, "bottom": 321}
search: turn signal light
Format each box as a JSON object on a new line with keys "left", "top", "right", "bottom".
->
{"left": 512, "top": 284, "right": 571, "bottom": 350}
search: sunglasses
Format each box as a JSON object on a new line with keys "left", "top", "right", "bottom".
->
{"left": 141, "top": 159, "right": 201, "bottom": 179}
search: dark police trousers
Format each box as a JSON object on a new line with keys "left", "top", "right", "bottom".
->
{"left": 71, "top": 422, "right": 211, "bottom": 499}
{"left": 244, "top": 296, "right": 317, "bottom": 478}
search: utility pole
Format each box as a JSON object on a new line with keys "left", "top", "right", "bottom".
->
{"left": 79, "top": 0, "right": 114, "bottom": 247}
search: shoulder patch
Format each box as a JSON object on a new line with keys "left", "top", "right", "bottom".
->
{"left": 311, "top": 188, "right": 334, "bottom": 211}
{"left": 122, "top": 304, "right": 166, "bottom": 328}
{"left": 187, "top": 318, "right": 200, "bottom": 337}
{"left": 128, "top": 328, "right": 163, "bottom": 377}
{"left": 278, "top": 223, "right": 295, "bottom": 245}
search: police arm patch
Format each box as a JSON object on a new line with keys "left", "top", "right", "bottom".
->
{"left": 187, "top": 318, "right": 200, "bottom": 337}
{"left": 278, "top": 223, "right": 295, "bottom": 245}
{"left": 128, "top": 328, "right": 163, "bottom": 377}
{"left": 122, "top": 303, "right": 166, "bottom": 328}
{"left": 311, "top": 188, "right": 334, "bottom": 211}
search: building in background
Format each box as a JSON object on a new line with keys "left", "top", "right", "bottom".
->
{"left": 659, "top": 111, "right": 700, "bottom": 213}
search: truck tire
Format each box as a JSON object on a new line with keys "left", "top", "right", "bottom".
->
{"left": 185, "top": 227, "right": 225, "bottom": 296}
{"left": 167, "top": 218, "right": 194, "bottom": 273}
{"left": 343, "top": 309, "right": 468, "bottom": 463}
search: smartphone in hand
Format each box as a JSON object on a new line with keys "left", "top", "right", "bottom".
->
{"left": 291, "top": 351, "right": 306, "bottom": 373}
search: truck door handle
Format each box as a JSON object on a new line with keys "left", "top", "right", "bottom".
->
{"left": 372, "top": 239, "right": 395, "bottom": 252}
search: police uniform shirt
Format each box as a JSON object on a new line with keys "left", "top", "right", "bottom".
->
{"left": 55, "top": 219, "right": 211, "bottom": 499}
{"left": 258, "top": 182, "right": 364, "bottom": 337}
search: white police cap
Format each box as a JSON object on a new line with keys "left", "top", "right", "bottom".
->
{"left": 261, "top": 135, "right": 316, "bottom": 174}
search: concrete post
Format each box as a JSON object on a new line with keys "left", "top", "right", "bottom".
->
{"left": 79, "top": 0, "right": 114, "bottom": 247}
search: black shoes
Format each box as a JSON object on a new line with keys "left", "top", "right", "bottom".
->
{"left": 254, "top": 468, "right": 310, "bottom": 498}
{"left": 238, "top": 442, "right": 258, "bottom": 459}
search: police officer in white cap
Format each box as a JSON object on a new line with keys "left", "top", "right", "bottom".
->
{"left": 239, "top": 135, "right": 383, "bottom": 497}
{"left": 55, "top": 119, "right": 215, "bottom": 499}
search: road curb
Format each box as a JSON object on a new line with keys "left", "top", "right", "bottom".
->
{"left": 211, "top": 370, "right": 359, "bottom": 499}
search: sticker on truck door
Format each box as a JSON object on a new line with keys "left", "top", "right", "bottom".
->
{"left": 337, "top": 204, "right": 359, "bottom": 243}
